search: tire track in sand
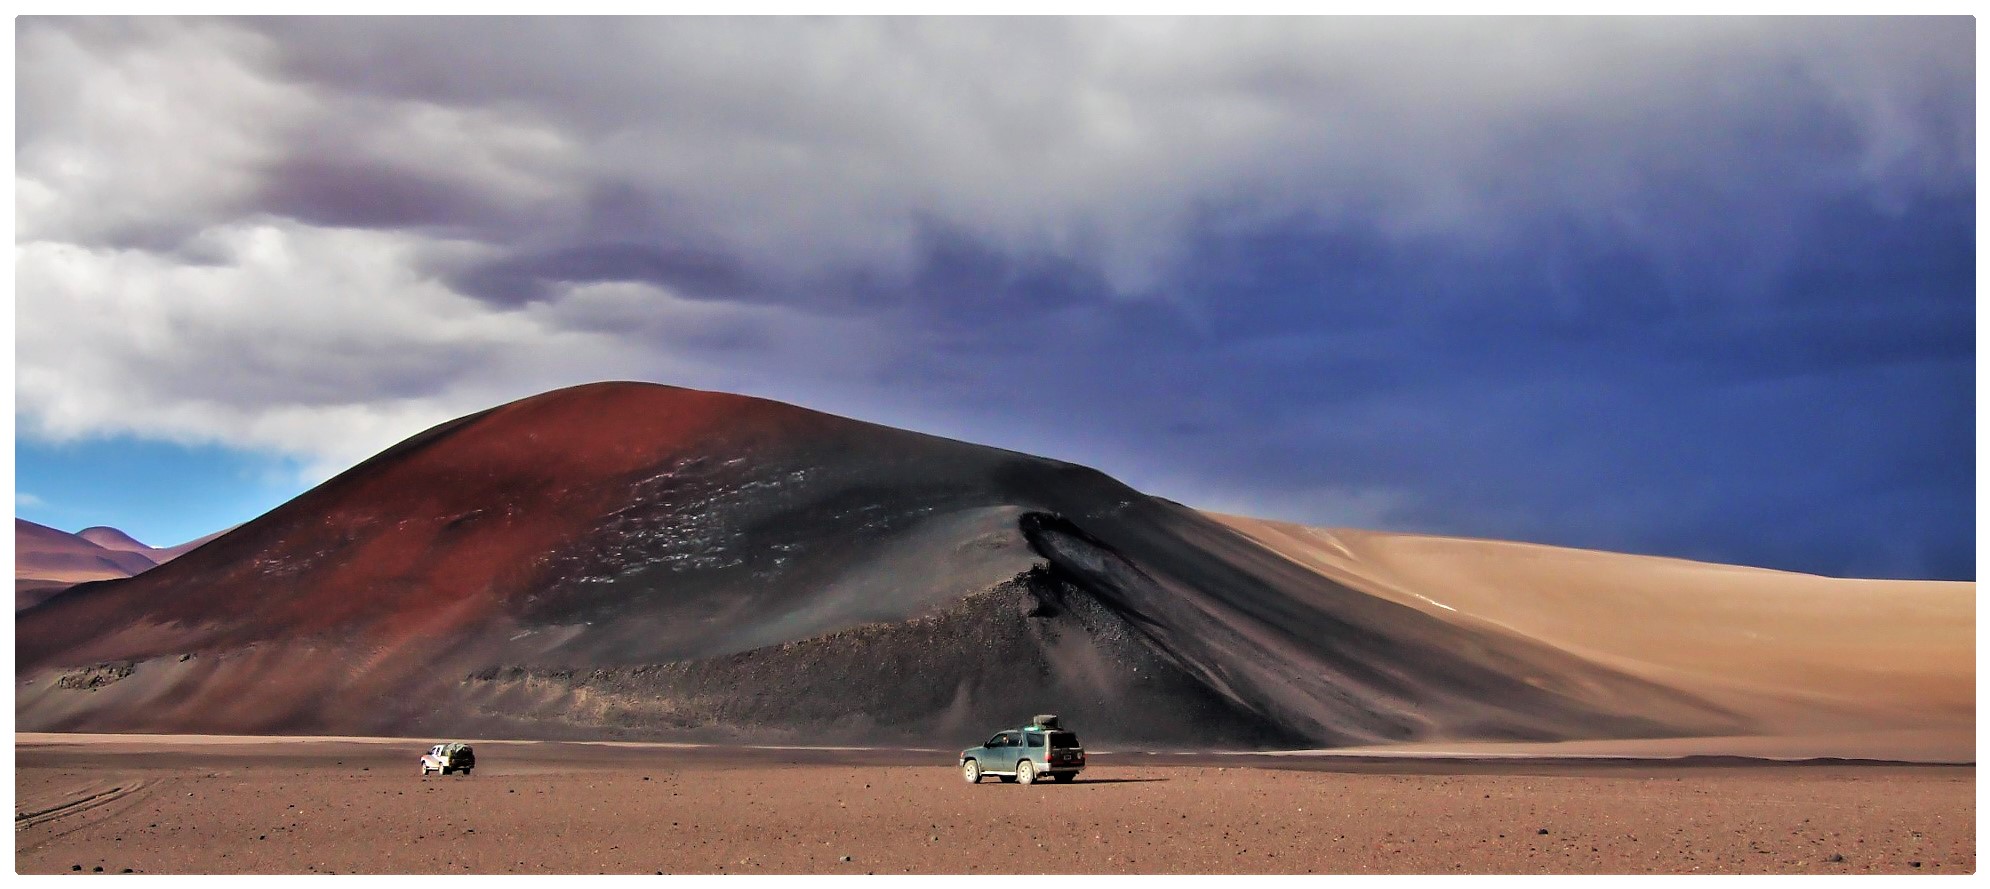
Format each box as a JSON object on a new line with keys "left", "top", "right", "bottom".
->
{"left": 16, "top": 779, "right": 152, "bottom": 833}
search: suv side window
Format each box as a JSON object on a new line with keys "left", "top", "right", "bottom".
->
{"left": 1025, "top": 732, "right": 1044, "bottom": 748}
{"left": 987, "top": 734, "right": 1008, "bottom": 748}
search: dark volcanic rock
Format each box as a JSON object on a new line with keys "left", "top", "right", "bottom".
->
{"left": 459, "top": 567, "right": 1296, "bottom": 747}
{"left": 16, "top": 382, "right": 1741, "bottom": 748}
{"left": 55, "top": 662, "right": 135, "bottom": 690}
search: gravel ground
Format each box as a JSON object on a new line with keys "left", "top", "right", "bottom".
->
{"left": 15, "top": 736, "right": 1972, "bottom": 875}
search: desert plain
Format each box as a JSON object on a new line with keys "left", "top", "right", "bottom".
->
{"left": 13, "top": 733, "right": 1973, "bottom": 875}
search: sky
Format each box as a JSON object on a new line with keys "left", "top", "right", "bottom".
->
{"left": 12, "top": 16, "right": 1977, "bottom": 580}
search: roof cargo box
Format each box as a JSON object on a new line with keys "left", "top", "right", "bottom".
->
{"left": 1031, "top": 714, "right": 1060, "bottom": 729}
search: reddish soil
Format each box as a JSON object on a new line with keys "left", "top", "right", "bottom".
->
{"left": 18, "top": 384, "right": 809, "bottom": 655}
{"left": 14, "top": 735, "right": 1971, "bottom": 875}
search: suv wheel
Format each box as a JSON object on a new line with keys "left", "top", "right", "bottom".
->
{"left": 1016, "top": 760, "right": 1035, "bottom": 785}
{"left": 962, "top": 760, "right": 981, "bottom": 784}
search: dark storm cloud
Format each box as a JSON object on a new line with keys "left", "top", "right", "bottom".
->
{"left": 261, "top": 157, "right": 508, "bottom": 231}
{"left": 15, "top": 16, "right": 1974, "bottom": 579}
{"left": 215, "top": 17, "right": 1975, "bottom": 299}
{"left": 852, "top": 185, "right": 1975, "bottom": 580}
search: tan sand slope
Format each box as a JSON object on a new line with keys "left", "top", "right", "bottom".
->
{"left": 1208, "top": 516, "right": 1974, "bottom": 761}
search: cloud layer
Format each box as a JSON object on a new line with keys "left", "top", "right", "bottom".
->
{"left": 15, "top": 16, "right": 1975, "bottom": 578}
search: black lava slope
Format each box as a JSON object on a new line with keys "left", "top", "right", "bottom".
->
{"left": 17, "top": 382, "right": 1743, "bottom": 747}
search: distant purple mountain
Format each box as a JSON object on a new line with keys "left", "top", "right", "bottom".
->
{"left": 16, "top": 519, "right": 224, "bottom": 610}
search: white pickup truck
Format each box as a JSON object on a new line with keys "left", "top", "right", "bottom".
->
{"left": 419, "top": 742, "right": 476, "bottom": 776}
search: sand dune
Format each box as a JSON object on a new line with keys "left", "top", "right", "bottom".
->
{"left": 14, "top": 383, "right": 1974, "bottom": 761}
{"left": 1208, "top": 517, "right": 1973, "bottom": 761}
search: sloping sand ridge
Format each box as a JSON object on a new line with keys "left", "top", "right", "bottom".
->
{"left": 1210, "top": 517, "right": 1973, "bottom": 761}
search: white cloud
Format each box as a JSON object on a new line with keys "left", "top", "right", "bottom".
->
{"left": 16, "top": 18, "right": 311, "bottom": 246}
{"left": 15, "top": 219, "right": 889, "bottom": 479}
{"left": 292, "top": 18, "right": 1968, "bottom": 288}
{"left": 17, "top": 492, "right": 47, "bottom": 509}
{"left": 60, "top": 16, "right": 1939, "bottom": 296}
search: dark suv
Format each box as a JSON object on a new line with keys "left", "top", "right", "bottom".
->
{"left": 959, "top": 715, "right": 1085, "bottom": 785}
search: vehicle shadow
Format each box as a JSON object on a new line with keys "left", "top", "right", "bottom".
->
{"left": 1070, "top": 777, "right": 1168, "bottom": 784}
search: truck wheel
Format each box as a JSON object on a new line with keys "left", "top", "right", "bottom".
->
{"left": 962, "top": 760, "right": 981, "bottom": 784}
{"left": 1016, "top": 760, "right": 1035, "bottom": 785}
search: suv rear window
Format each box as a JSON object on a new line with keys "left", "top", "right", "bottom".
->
{"left": 1049, "top": 732, "right": 1081, "bottom": 749}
